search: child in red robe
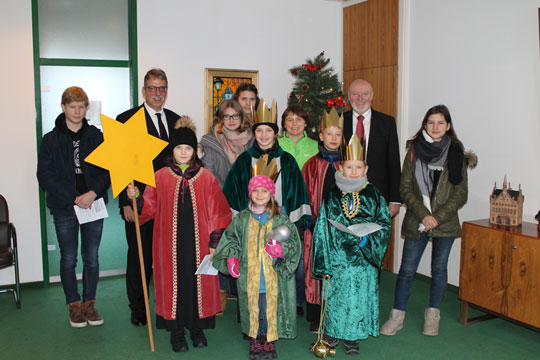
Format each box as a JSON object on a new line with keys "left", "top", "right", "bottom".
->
{"left": 128, "top": 118, "right": 231, "bottom": 352}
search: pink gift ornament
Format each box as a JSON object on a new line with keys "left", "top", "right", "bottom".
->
{"left": 227, "top": 257, "right": 240, "bottom": 278}
{"left": 265, "top": 240, "right": 283, "bottom": 258}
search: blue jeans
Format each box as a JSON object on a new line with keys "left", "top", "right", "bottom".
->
{"left": 258, "top": 293, "right": 268, "bottom": 335}
{"left": 394, "top": 232, "right": 455, "bottom": 311}
{"left": 54, "top": 214, "right": 103, "bottom": 304}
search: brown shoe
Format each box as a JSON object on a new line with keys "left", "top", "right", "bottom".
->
{"left": 83, "top": 300, "right": 104, "bottom": 326}
{"left": 69, "top": 301, "right": 87, "bottom": 328}
{"left": 218, "top": 289, "right": 227, "bottom": 315}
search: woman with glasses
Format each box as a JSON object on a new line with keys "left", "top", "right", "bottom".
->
{"left": 200, "top": 99, "right": 254, "bottom": 312}
{"left": 201, "top": 100, "right": 254, "bottom": 188}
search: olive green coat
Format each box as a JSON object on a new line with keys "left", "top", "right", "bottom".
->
{"left": 400, "top": 148, "right": 477, "bottom": 238}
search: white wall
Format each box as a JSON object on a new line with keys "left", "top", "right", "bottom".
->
{"left": 7, "top": 0, "right": 538, "bottom": 288}
{"left": 0, "top": 0, "right": 343, "bottom": 285}
{"left": 137, "top": 0, "right": 343, "bottom": 134}
{"left": 398, "top": 0, "right": 540, "bottom": 286}
{"left": 0, "top": 2, "right": 44, "bottom": 283}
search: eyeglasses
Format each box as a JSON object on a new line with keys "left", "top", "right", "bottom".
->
{"left": 223, "top": 114, "right": 241, "bottom": 121}
{"left": 145, "top": 86, "right": 168, "bottom": 93}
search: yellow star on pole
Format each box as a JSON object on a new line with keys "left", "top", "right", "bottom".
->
{"left": 85, "top": 108, "right": 168, "bottom": 198}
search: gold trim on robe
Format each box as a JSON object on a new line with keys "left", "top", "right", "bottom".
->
{"left": 246, "top": 216, "right": 279, "bottom": 342}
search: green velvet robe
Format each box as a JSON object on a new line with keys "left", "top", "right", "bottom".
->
{"left": 222, "top": 145, "right": 311, "bottom": 225}
{"left": 213, "top": 210, "right": 301, "bottom": 340}
{"left": 312, "top": 183, "right": 391, "bottom": 341}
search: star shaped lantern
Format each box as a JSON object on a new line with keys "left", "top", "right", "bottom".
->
{"left": 85, "top": 108, "right": 168, "bottom": 198}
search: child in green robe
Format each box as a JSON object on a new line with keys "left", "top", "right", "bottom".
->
{"left": 213, "top": 175, "right": 301, "bottom": 360}
{"left": 311, "top": 135, "right": 391, "bottom": 355}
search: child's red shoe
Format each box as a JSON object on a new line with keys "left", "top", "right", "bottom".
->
{"left": 249, "top": 337, "right": 262, "bottom": 360}
{"left": 262, "top": 339, "right": 277, "bottom": 359}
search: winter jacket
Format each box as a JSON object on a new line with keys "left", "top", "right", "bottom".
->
{"left": 200, "top": 130, "right": 253, "bottom": 188}
{"left": 37, "top": 114, "right": 110, "bottom": 216}
{"left": 400, "top": 146, "right": 477, "bottom": 238}
{"left": 278, "top": 131, "right": 318, "bottom": 170}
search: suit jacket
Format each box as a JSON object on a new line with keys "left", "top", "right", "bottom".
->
{"left": 343, "top": 109, "right": 401, "bottom": 203}
{"left": 116, "top": 104, "right": 180, "bottom": 209}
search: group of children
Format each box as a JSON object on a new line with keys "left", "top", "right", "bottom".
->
{"left": 39, "top": 85, "right": 472, "bottom": 359}
{"left": 124, "top": 101, "right": 391, "bottom": 358}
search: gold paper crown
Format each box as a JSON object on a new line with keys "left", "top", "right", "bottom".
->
{"left": 321, "top": 107, "right": 344, "bottom": 130}
{"left": 255, "top": 98, "right": 278, "bottom": 125}
{"left": 341, "top": 134, "right": 365, "bottom": 161}
{"left": 252, "top": 154, "right": 278, "bottom": 181}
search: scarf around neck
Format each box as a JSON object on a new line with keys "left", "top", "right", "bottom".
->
{"left": 412, "top": 130, "right": 451, "bottom": 207}
{"left": 335, "top": 171, "right": 368, "bottom": 193}
{"left": 253, "top": 139, "right": 279, "bottom": 155}
{"left": 216, "top": 127, "right": 252, "bottom": 165}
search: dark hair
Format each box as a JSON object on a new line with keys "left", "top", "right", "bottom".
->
{"left": 213, "top": 99, "right": 251, "bottom": 133}
{"left": 233, "top": 83, "right": 260, "bottom": 109}
{"left": 144, "top": 68, "right": 168, "bottom": 87}
{"left": 280, "top": 104, "right": 308, "bottom": 134}
{"left": 406, "top": 104, "right": 460, "bottom": 148}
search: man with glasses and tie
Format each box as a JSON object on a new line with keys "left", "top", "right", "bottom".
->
{"left": 116, "top": 68, "right": 180, "bottom": 326}
{"left": 343, "top": 79, "right": 401, "bottom": 217}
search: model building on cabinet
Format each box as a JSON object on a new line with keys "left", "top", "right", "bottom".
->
{"left": 489, "top": 175, "right": 524, "bottom": 226}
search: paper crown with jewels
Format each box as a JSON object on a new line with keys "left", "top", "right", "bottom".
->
{"left": 252, "top": 154, "right": 278, "bottom": 181}
{"left": 321, "top": 107, "right": 344, "bottom": 130}
{"left": 254, "top": 98, "right": 278, "bottom": 125}
{"left": 341, "top": 134, "right": 365, "bottom": 161}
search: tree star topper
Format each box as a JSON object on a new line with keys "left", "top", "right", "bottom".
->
{"left": 85, "top": 108, "right": 168, "bottom": 198}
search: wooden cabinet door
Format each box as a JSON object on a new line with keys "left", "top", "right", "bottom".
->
{"left": 506, "top": 235, "right": 540, "bottom": 327}
{"left": 459, "top": 224, "right": 507, "bottom": 314}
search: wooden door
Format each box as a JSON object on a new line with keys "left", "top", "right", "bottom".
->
{"left": 343, "top": 0, "right": 399, "bottom": 272}
{"left": 506, "top": 235, "right": 540, "bottom": 327}
{"left": 459, "top": 223, "right": 507, "bottom": 314}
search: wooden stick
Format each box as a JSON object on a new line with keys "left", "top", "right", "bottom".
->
{"left": 131, "top": 181, "right": 155, "bottom": 352}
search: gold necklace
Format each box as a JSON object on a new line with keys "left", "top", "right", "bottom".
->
{"left": 341, "top": 191, "right": 361, "bottom": 219}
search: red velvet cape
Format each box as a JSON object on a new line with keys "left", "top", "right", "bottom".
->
{"left": 302, "top": 155, "right": 341, "bottom": 304}
{"left": 139, "top": 167, "right": 231, "bottom": 320}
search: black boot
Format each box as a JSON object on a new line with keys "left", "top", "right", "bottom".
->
{"left": 343, "top": 339, "right": 359, "bottom": 355}
{"left": 170, "top": 330, "right": 189, "bottom": 352}
{"left": 190, "top": 328, "right": 208, "bottom": 348}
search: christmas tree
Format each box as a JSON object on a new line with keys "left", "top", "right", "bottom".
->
{"left": 288, "top": 51, "right": 347, "bottom": 139}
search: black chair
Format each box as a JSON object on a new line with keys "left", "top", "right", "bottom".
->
{"left": 0, "top": 194, "right": 21, "bottom": 308}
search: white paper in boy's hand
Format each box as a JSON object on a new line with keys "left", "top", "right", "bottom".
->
{"left": 73, "top": 198, "right": 108, "bottom": 224}
{"left": 195, "top": 254, "right": 219, "bottom": 276}
{"left": 328, "top": 219, "right": 382, "bottom": 238}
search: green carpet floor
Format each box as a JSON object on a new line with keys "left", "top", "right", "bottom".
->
{"left": 1, "top": 271, "right": 538, "bottom": 359}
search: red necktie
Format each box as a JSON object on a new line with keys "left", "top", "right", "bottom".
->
{"left": 156, "top": 113, "right": 168, "bottom": 141}
{"left": 355, "top": 115, "right": 365, "bottom": 140}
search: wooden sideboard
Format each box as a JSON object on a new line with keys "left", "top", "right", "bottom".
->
{"left": 459, "top": 219, "right": 540, "bottom": 331}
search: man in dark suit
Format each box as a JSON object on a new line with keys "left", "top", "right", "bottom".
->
{"left": 116, "top": 69, "right": 180, "bottom": 326}
{"left": 343, "top": 79, "right": 401, "bottom": 217}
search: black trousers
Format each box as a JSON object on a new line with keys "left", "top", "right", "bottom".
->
{"left": 125, "top": 219, "right": 154, "bottom": 316}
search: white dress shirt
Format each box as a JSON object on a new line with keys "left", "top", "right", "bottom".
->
{"left": 352, "top": 107, "right": 372, "bottom": 158}
{"left": 144, "top": 102, "right": 169, "bottom": 138}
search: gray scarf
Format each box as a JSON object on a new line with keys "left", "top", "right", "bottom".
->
{"left": 335, "top": 171, "right": 368, "bottom": 193}
{"left": 414, "top": 130, "right": 450, "bottom": 208}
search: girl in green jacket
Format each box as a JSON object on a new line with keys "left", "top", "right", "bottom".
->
{"left": 380, "top": 104, "right": 476, "bottom": 337}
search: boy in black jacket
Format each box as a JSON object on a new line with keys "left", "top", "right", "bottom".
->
{"left": 37, "top": 86, "right": 110, "bottom": 328}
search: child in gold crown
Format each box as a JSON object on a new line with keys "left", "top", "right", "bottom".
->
{"left": 311, "top": 135, "right": 391, "bottom": 355}
{"left": 214, "top": 174, "right": 301, "bottom": 360}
